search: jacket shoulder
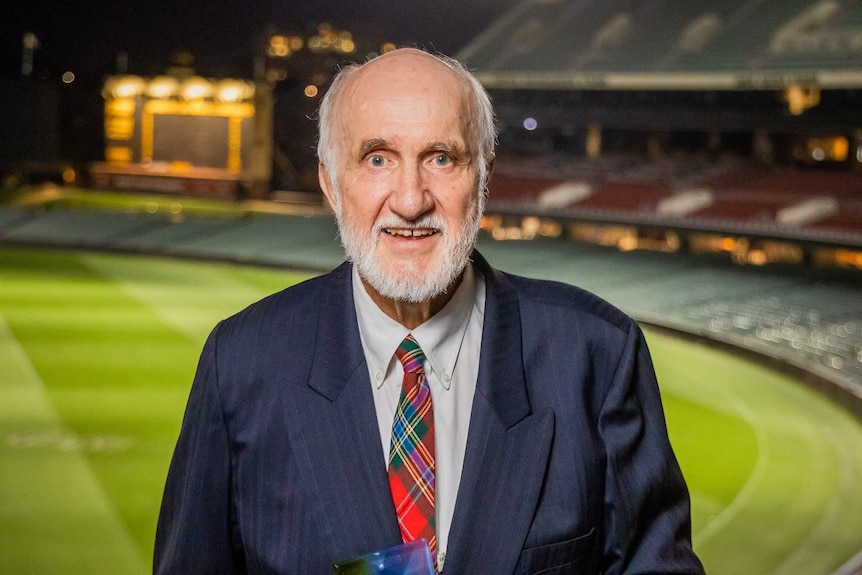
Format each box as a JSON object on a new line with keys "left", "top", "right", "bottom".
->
{"left": 503, "top": 271, "right": 636, "bottom": 334}
{"left": 217, "top": 265, "right": 344, "bottom": 338}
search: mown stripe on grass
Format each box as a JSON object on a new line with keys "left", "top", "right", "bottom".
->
{"left": 686, "top": 378, "right": 770, "bottom": 549}
{"left": 0, "top": 248, "right": 201, "bottom": 568}
{"left": 80, "top": 254, "right": 271, "bottom": 344}
{"left": 648, "top": 330, "right": 862, "bottom": 575}
{"left": 0, "top": 314, "right": 147, "bottom": 575}
{"left": 79, "top": 253, "right": 312, "bottom": 345}
{"left": 769, "top": 392, "right": 862, "bottom": 575}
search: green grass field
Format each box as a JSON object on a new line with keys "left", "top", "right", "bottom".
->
{"left": 2, "top": 246, "right": 862, "bottom": 575}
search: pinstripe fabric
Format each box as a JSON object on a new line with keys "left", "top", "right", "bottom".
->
{"left": 388, "top": 334, "right": 436, "bottom": 567}
{"left": 155, "top": 254, "right": 703, "bottom": 574}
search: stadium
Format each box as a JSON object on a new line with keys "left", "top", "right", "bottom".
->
{"left": 2, "top": 1, "right": 862, "bottom": 574}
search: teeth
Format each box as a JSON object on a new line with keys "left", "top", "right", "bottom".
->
{"left": 386, "top": 228, "right": 435, "bottom": 237}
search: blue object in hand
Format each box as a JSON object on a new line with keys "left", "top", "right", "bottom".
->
{"left": 332, "top": 539, "right": 434, "bottom": 575}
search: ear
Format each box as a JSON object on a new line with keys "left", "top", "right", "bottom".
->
{"left": 318, "top": 163, "right": 338, "bottom": 212}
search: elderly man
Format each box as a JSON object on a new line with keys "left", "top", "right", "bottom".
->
{"left": 155, "top": 48, "right": 704, "bottom": 575}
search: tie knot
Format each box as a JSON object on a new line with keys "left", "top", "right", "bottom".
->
{"left": 395, "top": 334, "right": 425, "bottom": 374}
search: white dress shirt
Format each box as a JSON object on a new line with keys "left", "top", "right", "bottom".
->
{"left": 352, "top": 263, "right": 486, "bottom": 570}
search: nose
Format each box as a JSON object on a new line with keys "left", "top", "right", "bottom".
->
{"left": 388, "top": 163, "right": 433, "bottom": 221}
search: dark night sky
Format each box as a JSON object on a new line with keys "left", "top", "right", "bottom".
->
{"left": 3, "top": 0, "right": 519, "bottom": 81}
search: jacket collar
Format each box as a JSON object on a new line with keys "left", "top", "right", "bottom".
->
{"left": 470, "top": 250, "right": 532, "bottom": 429}
{"left": 307, "top": 252, "right": 533, "bottom": 427}
{"left": 303, "top": 253, "right": 551, "bottom": 573}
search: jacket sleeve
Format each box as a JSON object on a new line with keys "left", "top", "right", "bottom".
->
{"left": 598, "top": 323, "right": 705, "bottom": 575}
{"left": 154, "top": 323, "right": 246, "bottom": 574}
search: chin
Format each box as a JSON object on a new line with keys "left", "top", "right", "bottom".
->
{"left": 361, "top": 260, "right": 455, "bottom": 303}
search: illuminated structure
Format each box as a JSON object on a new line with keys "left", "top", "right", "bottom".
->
{"left": 93, "top": 73, "right": 272, "bottom": 199}
{"left": 90, "top": 25, "right": 393, "bottom": 197}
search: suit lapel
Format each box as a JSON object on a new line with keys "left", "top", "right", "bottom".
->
{"left": 283, "top": 263, "right": 401, "bottom": 558}
{"left": 443, "top": 253, "right": 556, "bottom": 574}
{"left": 282, "top": 256, "right": 554, "bottom": 571}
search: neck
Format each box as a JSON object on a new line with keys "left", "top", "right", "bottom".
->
{"left": 361, "top": 272, "right": 465, "bottom": 330}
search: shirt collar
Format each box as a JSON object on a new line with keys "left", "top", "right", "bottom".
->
{"left": 352, "top": 263, "right": 478, "bottom": 390}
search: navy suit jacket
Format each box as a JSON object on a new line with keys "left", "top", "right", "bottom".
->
{"left": 155, "top": 251, "right": 704, "bottom": 575}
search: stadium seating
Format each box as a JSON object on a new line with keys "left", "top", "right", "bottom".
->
{"left": 686, "top": 191, "right": 796, "bottom": 221}
{"left": 0, "top": 209, "right": 167, "bottom": 248}
{"left": 567, "top": 180, "right": 670, "bottom": 211}
{"left": 808, "top": 200, "right": 862, "bottom": 233}
{"left": 486, "top": 173, "right": 568, "bottom": 202}
{"left": 704, "top": 167, "right": 862, "bottom": 197}
{"left": 486, "top": 154, "right": 862, "bottom": 239}
{"left": 0, "top": 207, "right": 33, "bottom": 231}
{"left": 461, "top": 0, "right": 862, "bottom": 76}
{"left": 2, "top": 204, "right": 860, "bottom": 395}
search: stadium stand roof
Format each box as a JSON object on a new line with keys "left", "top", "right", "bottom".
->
{"left": 458, "top": 0, "right": 862, "bottom": 90}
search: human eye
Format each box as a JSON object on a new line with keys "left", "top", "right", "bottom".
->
{"left": 431, "top": 153, "right": 452, "bottom": 167}
{"left": 367, "top": 154, "right": 386, "bottom": 168}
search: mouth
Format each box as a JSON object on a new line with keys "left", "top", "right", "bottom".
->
{"left": 382, "top": 227, "right": 439, "bottom": 238}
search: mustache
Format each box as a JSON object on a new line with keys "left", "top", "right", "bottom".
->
{"left": 372, "top": 214, "right": 448, "bottom": 235}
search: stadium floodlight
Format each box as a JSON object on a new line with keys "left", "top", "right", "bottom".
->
{"left": 147, "top": 76, "right": 180, "bottom": 100}
{"left": 215, "top": 79, "right": 254, "bottom": 103}
{"left": 179, "top": 76, "right": 213, "bottom": 101}
{"left": 102, "top": 75, "right": 146, "bottom": 99}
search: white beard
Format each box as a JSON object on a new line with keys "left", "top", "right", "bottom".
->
{"left": 335, "top": 204, "right": 482, "bottom": 303}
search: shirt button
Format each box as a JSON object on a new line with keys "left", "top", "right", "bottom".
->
{"left": 375, "top": 372, "right": 383, "bottom": 382}
{"left": 442, "top": 373, "right": 451, "bottom": 383}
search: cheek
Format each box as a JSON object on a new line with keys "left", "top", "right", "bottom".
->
{"left": 442, "top": 181, "right": 478, "bottom": 222}
{"left": 340, "top": 194, "right": 386, "bottom": 232}
{"left": 340, "top": 176, "right": 387, "bottom": 221}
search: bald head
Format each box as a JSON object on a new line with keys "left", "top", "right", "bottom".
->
{"left": 317, "top": 48, "right": 496, "bottom": 200}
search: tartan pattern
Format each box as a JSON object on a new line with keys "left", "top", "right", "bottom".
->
{"left": 388, "top": 334, "right": 437, "bottom": 567}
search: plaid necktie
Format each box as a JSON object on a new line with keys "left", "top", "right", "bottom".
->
{"left": 388, "top": 334, "right": 437, "bottom": 566}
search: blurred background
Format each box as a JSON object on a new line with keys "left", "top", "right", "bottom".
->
{"left": 2, "top": 1, "right": 862, "bottom": 574}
